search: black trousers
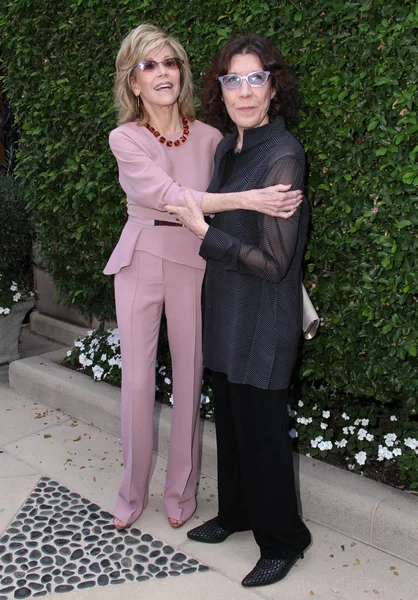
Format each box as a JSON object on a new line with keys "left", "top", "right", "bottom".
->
{"left": 211, "top": 371, "right": 311, "bottom": 559}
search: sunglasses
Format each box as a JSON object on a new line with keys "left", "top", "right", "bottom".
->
{"left": 133, "top": 57, "right": 184, "bottom": 72}
{"left": 218, "top": 70, "right": 271, "bottom": 90}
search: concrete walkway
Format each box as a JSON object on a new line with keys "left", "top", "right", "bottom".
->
{"left": 0, "top": 328, "right": 417, "bottom": 600}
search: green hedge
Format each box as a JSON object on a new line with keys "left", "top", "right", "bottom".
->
{"left": 1, "top": 0, "right": 417, "bottom": 414}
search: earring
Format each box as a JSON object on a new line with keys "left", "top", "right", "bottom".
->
{"left": 136, "top": 94, "right": 140, "bottom": 115}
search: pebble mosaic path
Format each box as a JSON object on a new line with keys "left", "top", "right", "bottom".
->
{"left": 0, "top": 477, "right": 209, "bottom": 599}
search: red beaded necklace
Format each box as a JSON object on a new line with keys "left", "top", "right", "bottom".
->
{"left": 144, "top": 117, "right": 190, "bottom": 147}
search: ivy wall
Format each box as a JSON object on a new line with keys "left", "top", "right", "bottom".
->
{"left": 1, "top": 0, "right": 417, "bottom": 413}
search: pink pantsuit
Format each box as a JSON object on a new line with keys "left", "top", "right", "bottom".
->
{"left": 104, "top": 119, "right": 222, "bottom": 524}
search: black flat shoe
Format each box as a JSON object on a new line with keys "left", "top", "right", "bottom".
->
{"left": 187, "top": 517, "right": 233, "bottom": 543}
{"left": 241, "top": 553, "right": 304, "bottom": 587}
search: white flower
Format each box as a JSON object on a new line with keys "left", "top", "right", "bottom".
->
{"left": 74, "top": 340, "right": 85, "bottom": 349}
{"left": 200, "top": 394, "right": 210, "bottom": 406}
{"left": 92, "top": 365, "right": 104, "bottom": 380}
{"left": 404, "top": 437, "right": 418, "bottom": 450}
{"left": 390, "top": 415, "right": 397, "bottom": 422}
{"left": 2, "top": 308, "right": 10, "bottom": 315}
{"left": 296, "top": 417, "right": 312, "bottom": 425}
{"left": 357, "top": 428, "right": 368, "bottom": 441}
{"left": 311, "top": 436, "right": 323, "bottom": 448}
{"left": 298, "top": 400, "right": 304, "bottom": 408}
{"left": 354, "top": 419, "right": 361, "bottom": 426}
{"left": 289, "top": 428, "right": 298, "bottom": 438}
{"left": 361, "top": 419, "right": 369, "bottom": 427}
{"left": 366, "top": 433, "right": 374, "bottom": 442}
{"left": 106, "top": 329, "right": 120, "bottom": 349}
{"left": 384, "top": 433, "right": 397, "bottom": 447}
{"left": 10, "top": 283, "right": 18, "bottom": 292}
{"left": 66, "top": 350, "right": 72, "bottom": 357}
{"left": 305, "top": 452, "right": 311, "bottom": 457}
{"left": 169, "top": 394, "right": 174, "bottom": 405}
{"left": 341, "top": 412, "right": 350, "bottom": 421}
{"left": 318, "top": 440, "right": 333, "bottom": 451}
{"left": 355, "top": 451, "right": 367, "bottom": 466}
{"left": 108, "top": 355, "right": 122, "bottom": 368}
{"left": 100, "top": 354, "right": 107, "bottom": 362}
{"left": 343, "top": 425, "right": 356, "bottom": 435}
{"left": 320, "top": 422, "right": 328, "bottom": 430}
{"left": 78, "top": 353, "right": 93, "bottom": 368}
{"left": 164, "top": 377, "right": 171, "bottom": 385}
{"left": 377, "top": 445, "right": 393, "bottom": 461}
{"left": 392, "top": 448, "right": 402, "bottom": 457}
{"left": 13, "top": 292, "right": 22, "bottom": 302}
{"left": 158, "top": 366, "right": 166, "bottom": 374}
{"left": 348, "top": 464, "right": 355, "bottom": 470}
{"left": 322, "top": 410, "right": 330, "bottom": 419}
{"left": 335, "top": 439, "right": 348, "bottom": 448}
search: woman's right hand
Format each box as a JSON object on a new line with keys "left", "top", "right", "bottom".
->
{"left": 245, "top": 184, "right": 303, "bottom": 218}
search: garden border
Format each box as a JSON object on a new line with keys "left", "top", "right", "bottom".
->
{"left": 8, "top": 349, "right": 418, "bottom": 566}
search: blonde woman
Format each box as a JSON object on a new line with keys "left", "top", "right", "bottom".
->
{"left": 104, "top": 24, "right": 303, "bottom": 531}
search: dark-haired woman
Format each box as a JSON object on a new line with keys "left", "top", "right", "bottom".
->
{"left": 167, "top": 34, "right": 311, "bottom": 587}
{"left": 104, "top": 24, "right": 303, "bottom": 532}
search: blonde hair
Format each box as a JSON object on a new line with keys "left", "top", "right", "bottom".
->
{"left": 114, "top": 23, "right": 195, "bottom": 125}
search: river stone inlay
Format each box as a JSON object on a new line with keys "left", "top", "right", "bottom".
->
{"left": 0, "top": 477, "right": 209, "bottom": 598}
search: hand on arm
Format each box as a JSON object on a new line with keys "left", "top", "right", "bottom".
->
{"left": 199, "top": 156, "right": 305, "bottom": 283}
{"left": 200, "top": 184, "right": 303, "bottom": 218}
{"left": 165, "top": 190, "right": 209, "bottom": 240}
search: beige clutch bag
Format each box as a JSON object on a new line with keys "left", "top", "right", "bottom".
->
{"left": 302, "top": 283, "right": 320, "bottom": 340}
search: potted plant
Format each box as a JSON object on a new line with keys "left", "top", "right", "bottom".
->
{"left": 0, "top": 174, "right": 35, "bottom": 363}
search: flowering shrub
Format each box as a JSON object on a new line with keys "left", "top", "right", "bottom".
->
{"left": 291, "top": 392, "right": 418, "bottom": 490}
{"left": 65, "top": 328, "right": 418, "bottom": 490}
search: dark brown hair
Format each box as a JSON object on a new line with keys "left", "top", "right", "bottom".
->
{"left": 203, "top": 34, "right": 302, "bottom": 130}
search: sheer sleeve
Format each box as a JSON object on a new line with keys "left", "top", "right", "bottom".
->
{"left": 109, "top": 128, "right": 205, "bottom": 210}
{"left": 199, "top": 154, "right": 305, "bottom": 283}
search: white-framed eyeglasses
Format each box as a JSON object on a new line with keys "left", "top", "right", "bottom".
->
{"left": 218, "top": 70, "right": 271, "bottom": 90}
{"left": 133, "top": 57, "right": 184, "bottom": 72}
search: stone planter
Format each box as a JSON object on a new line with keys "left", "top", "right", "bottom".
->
{"left": 0, "top": 297, "right": 35, "bottom": 364}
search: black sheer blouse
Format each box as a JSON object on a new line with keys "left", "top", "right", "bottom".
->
{"left": 200, "top": 116, "right": 309, "bottom": 390}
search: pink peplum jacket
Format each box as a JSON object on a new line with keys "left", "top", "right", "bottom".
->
{"left": 104, "top": 119, "right": 223, "bottom": 275}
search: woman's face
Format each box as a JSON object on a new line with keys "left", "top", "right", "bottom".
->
{"left": 221, "top": 53, "right": 275, "bottom": 138}
{"left": 130, "top": 44, "right": 181, "bottom": 114}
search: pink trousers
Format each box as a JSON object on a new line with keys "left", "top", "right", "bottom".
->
{"left": 114, "top": 250, "right": 204, "bottom": 523}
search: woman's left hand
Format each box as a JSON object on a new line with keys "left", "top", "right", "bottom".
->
{"left": 165, "top": 190, "right": 209, "bottom": 240}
